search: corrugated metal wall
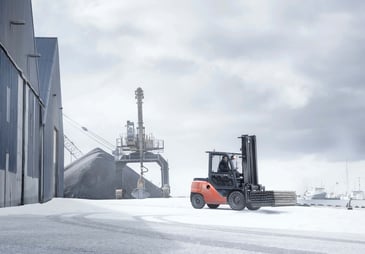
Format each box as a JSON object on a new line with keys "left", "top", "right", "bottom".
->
{"left": 0, "top": 48, "right": 22, "bottom": 207}
{"left": 0, "top": 0, "right": 64, "bottom": 207}
{"left": 36, "top": 38, "right": 64, "bottom": 202}
{"left": 0, "top": 49, "right": 18, "bottom": 174}
{"left": 0, "top": 0, "right": 39, "bottom": 91}
{"left": 0, "top": 47, "right": 44, "bottom": 207}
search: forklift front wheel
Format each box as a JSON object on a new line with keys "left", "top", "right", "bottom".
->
{"left": 191, "top": 193, "right": 206, "bottom": 209}
{"left": 247, "top": 204, "right": 260, "bottom": 211}
{"left": 228, "top": 191, "right": 246, "bottom": 210}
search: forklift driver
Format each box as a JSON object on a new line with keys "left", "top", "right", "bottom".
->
{"left": 218, "top": 155, "right": 229, "bottom": 172}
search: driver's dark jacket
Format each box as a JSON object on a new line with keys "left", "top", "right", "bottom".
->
{"left": 218, "top": 160, "right": 229, "bottom": 172}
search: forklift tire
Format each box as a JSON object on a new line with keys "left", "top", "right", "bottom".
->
{"left": 228, "top": 191, "right": 245, "bottom": 210}
{"left": 191, "top": 193, "right": 206, "bottom": 209}
{"left": 207, "top": 204, "right": 220, "bottom": 209}
{"left": 247, "top": 204, "right": 260, "bottom": 211}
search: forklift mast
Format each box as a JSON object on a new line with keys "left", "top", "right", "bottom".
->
{"left": 240, "top": 135, "right": 258, "bottom": 185}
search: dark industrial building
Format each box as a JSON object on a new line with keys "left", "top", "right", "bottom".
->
{"left": 0, "top": 0, "right": 64, "bottom": 207}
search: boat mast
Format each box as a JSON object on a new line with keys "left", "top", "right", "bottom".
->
{"left": 346, "top": 160, "right": 349, "bottom": 196}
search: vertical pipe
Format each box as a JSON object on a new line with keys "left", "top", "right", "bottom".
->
{"left": 135, "top": 87, "right": 144, "bottom": 175}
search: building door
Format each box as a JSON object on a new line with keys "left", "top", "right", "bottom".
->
{"left": 38, "top": 124, "right": 44, "bottom": 202}
{"left": 21, "top": 84, "right": 29, "bottom": 205}
{"left": 53, "top": 128, "right": 58, "bottom": 196}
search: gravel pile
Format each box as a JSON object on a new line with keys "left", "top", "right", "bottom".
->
{"left": 64, "top": 148, "right": 163, "bottom": 199}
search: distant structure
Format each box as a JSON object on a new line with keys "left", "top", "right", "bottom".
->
{"left": 64, "top": 148, "right": 164, "bottom": 199}
{"left": 64, "top": 135, "right": 83, "bottom": 162}
{"left": 115, "top": 87, "right": 170, "bottom": 198}
{"left": 0, "top": 0, "right": 64, "bottom": 207}
{"left": 62, "top": 88, "right": 169, "bottom": 199}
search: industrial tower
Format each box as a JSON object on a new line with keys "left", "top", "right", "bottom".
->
{"left": 115, "top": 88, "right": 170, "bottom": 198}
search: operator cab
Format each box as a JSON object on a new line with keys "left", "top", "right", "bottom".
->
{"left": 207, "top": 151, "right": 243, "bottom": 189}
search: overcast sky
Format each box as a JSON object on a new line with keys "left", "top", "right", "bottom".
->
{"left": 32, "top": 0, "right": 365, "bottom": 196}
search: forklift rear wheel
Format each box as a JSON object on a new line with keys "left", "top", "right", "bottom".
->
{"left": 228, "top": 191, "right": 245, "bottom": 210}
{"left": 247, "top": 204, "right": 260, "bottom": 211}
{"left": 191, "top": 193, "right": 206, "bottom": 209}
{"left": 207, "top": 204, "right": 220, "bottom": 209}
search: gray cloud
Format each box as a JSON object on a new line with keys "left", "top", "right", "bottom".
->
{"left": 152, "top": 57, "right": 198, "bottom": 76}
{"left": 32, "top": 0, "right": 365, "bottom": 194}
{"left": 182, "top": 1, "right": 365, "bottom": 161}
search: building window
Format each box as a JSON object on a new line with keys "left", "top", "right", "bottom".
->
{"left": 16, "top": 75, "right": 24, "bottom": 175}
{"left": 6, "top": 87, "right": 10, "bottom": 123}
{"left": 5, "top": 152, "right": 9, "bottom": 171}
{"left": 53, "top": 128, "right": 58, "bottom": 166}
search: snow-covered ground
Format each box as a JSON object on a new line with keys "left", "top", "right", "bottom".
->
{"left": 1, "top": 198, "right": 365, "bottom": 253}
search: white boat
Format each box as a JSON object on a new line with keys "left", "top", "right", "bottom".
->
{"left": 303, "top": 187, "right": 327, "bottom": 200}
{"left": 350, "top": 190, "right": 365, "bottom": 200}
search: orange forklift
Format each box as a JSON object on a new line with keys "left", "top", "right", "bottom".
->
{"left": 190, "top": 135, "right": 297, "bottom": 210}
